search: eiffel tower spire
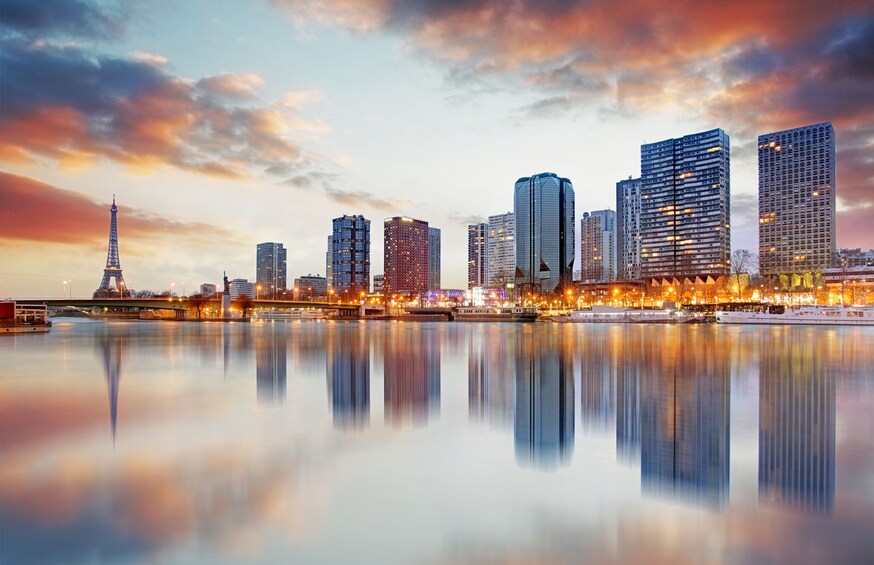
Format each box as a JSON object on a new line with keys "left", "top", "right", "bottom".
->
{"left": 94, "top": 194, "right": 127, "bottom": 297}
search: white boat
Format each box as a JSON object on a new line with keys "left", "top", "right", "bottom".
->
{"left": 455, "top": 306, "right": 539, "bottom": 322}
{"left": 565, "top": 306, "right": 696, "bottom": 324}
{"left": 256, "top": 309, "right": 326, "bottom": 321}
{"left": 716, "top": 305, "right": 874, "bottom": 326}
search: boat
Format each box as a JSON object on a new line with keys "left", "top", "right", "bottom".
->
{"left": 454, "top": 306, "right": 539, "bottom": 322}
{"left": 715, "top": 304, "right": 874, "bottom": 326}
{"left": 1, "top": 301, "right": 52, "bottom": 334}
{"left": 256, "top": 309, "right": 326, "bottom": 321}
{"left": 563, "top": 306, "right": 696, "bottom": 324}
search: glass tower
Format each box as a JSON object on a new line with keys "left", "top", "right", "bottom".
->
{"left": 467, "top": 222, "right": 488, "bottom": 289}
{"left": 331, "top": 215, "right": 371, "bottom": 296}
{"left": 256, "top": 242, "right": 287, "bottom": 296}
{"left": 487, "top": 212, "right": 515, "bottom": 288}
{"left": 616, "top": 177, "right": 642, "bottom": 281}
{"left": 758, "top": 122, "right": 835, "bottom": 276}
{"left": 514, "top": 173, "right": 575, "bottom": 294}
{"left": 640, "top": 129, "right": 730, "bottom": 281}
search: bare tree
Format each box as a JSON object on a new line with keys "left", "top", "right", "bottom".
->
{"left": 831, "top": 251, "right": 853, "bottom": 306}
{"left": 234, "top": 295, "right": 254, "bottom": 319}
{"left": 187, "top": 294, "right": 209, "bottom": 319}
{"left": 730, "top": 249, "right": 757, "bottom": 300}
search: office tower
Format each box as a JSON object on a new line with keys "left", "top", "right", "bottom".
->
{"left": 293, "top": 274, "right": 327, "bottom": 298}
{"left": 373, "top": 274, "right": 384, "bottom": 294}
{"left": 229, "top": 278, "right": 255, "bottom": 299}
{"left": 468, "top": 223, "right": 488, "bottom": 289}
{"left": 487, "top": 212, "right": 515, "bottom": 288}
{"left": 256, "top": 326, "right": 287, "bottom": 405}
{"left": 326, "top": 236, "right": 333, "bottom": 292}
{"left": 759, "top": 333, "right": 835, "bottom": 514}
{"left": 331, "top": 215, "right": 371, "bottom": 297}
{"left": 383, "top": 217, "right": 429, "bottom": 295}
{"left": 428, "top": 227, "right": 441, "bottom": 291}
{"left": 256, "top": 242, "right": 287, "bottom": 296}
{"left": 514, "top": 173, "right": 575, "bottom": 294}
{"left": 580, "top": 209, "right": 617, "bottom": 282}
{"left": 640, "top": 129, "right": 730, "bottom": 281}
{"left": 616, "top": 177, "right": 643, "bottom": 280}
{"left": 758, "top": 122, "right": 835, "bottom": 276}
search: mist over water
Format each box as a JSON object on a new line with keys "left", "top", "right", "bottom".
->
{"left": 1, "top": 320, "right": 872, "bottom": 564}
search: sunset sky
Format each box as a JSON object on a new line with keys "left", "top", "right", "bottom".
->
{"left": 1, "top": 0, "right": 872, "bottom": 297}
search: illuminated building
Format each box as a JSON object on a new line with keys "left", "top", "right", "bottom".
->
{"left": 331, "top": 215, "right": 371, "bottom": 296}
{"left": 640, "top": 129, "right": 730, "bottom": 282}
{"left": 514, "top": 173, "right": 575, "bottom": 294}
{"left": 229, "top": 278, "right": 254, "bottom": 299}
{"left": 616, "top": 177, "right": 642, "bottom": 281}
{"left": 468, "top": 222, "right": 488, "bottom": 289}
{"left": 487, "top": 212, "right": 515, "bottom": 288}
{"left": 758, "top": 122, "right": 835, "bottom": 276}
{"left": 293, "top": 274, "right": 327, "bottom": 298}
{"left": 256, "top": 242, "right": 287, "bottom": 297}
{"left": 580, "top": 209, "right": 617, "bottom": 283}
{"left": 428, "top": 227, "right": 441, "bottom": 291}
{"left": 383, "top": 217, "right": 429, "bottom": 295}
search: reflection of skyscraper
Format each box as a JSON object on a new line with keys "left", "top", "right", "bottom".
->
{"left": 578, "top": 331, "right": 616, "bottom": 434}
{"left": 99, "top": 334, "right": 124, "bottom": 444}
{"left": 641, "top": 330, "right": 730, "bottom": 507}
{"left": 514, "top": 330, "right": 574, "bottom": 469}
{"left": 327, "top": 326, "right": 370, "bottom": 429}
{"left": 759, "top": 333, "right": 835, "bottom": 514}
{"left": 255, "top": 327, "right": 287, "bottom": 405}
{"left": 384, "top": 327, "right": 441, "bottom": 426}
{"left": 616, "top": 333, "right": 642, "bottom": 464}
{"left": 468, "top": 326, "right": 515, "bottom": 428}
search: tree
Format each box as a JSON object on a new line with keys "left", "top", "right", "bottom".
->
{"left": 187, "top": 294, "right": 209, "bottom": 319}
{"left": 831, "top": 251, "right": 853, "bottom": 306}
{"left": 730, "top": 249, "right": 757, "bottom": 300}
{"left": 234, "top": 295, "right": 254, "bottom": 319}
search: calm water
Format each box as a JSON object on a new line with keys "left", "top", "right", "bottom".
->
{"left": 1, "top": 320, "right": 872, "bottom": 564}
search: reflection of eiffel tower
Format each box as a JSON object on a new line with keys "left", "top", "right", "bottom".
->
{"left": 100, "top": 336, "right": 123, "bottom": 444}
{"left": 94, "top": 195, "right": 128, "bottom": 298}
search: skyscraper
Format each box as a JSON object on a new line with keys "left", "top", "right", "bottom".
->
{"left": 331, "top": 214, "right": 371, "bottom": 297}
{"left": 758, "top": 122, "right": 835, "bottom": 276}
{"left": 514, "top": 173, "right": 575, "bottom": 294}
{"left": 616, "top": 177, "right": 642, "bottom": 281}
{"left": 256, "top": 242, "right": 287, "bottom": 297}
{"left": 487, "top": 212, "right": 515, "bottom": 288}
{"left": 383, "top": 217, "right": 429, "bottom": 296}
{"left": 326, "top": 235, "right": 333, "bottom": 292}
{"left": 468, "top": 222, "right": 488, "bottom": 289}
{"left": 428, "top": 227, "right": 441, "bottom": 291}
{"left": 640, "top": 129, "right": 730, "bottom": 282}
{"left": 580, "top": 209, "right": 617, "bottom": 282}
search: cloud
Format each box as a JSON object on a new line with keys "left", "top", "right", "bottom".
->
{"left": 0, "top": 39, "right": 328, "bottom": 181}
{"left": 0, "top": 0, "right": 126, "bottom": 40}
{"left": 448, "top": 213, "right": 487, "bottom": 226}
{"left": 0, "top": 171, "right": 241, "bottom": 245}
{"left": 323, "top": 188, "right": 408, "bottom": 211}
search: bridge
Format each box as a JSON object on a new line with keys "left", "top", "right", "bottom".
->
{"left": 14, "top": 298, "right": 361, "bottom": 312}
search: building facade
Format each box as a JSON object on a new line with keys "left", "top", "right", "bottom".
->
{"left": 428, "top": 227, "right": 441, "bottom": 291}
{"left": 836, "top": 248, "right": 874, "bottom": 268}
{"left": 200, "top": 283, "right": 216, "bottom": 297}
{"left": 384, "top": 217, "right": 429, "bottom": 295}
{"left": 326, "top": 236, "right": 333, "bottom": 292}
{"left": 331, "top": 215, "right": 371, "bottom": 297}
{"left": 294, "top": 275, "right": 327, "bottom": 298}
{"left": 616, "top": 177, "right": 642, "bottom": 281}
{"left": 468, "top": 222, "right": 488, "bottom": 289}
{"left": 229, "top": 278, "right": 255, "bottom": 299}
{"left": 514, "top": 173, "right": 575, "bottom": 294}
{"left": 256, "top": 242, "right": 287, "bottom": 296}
{"left": 758, "top": 122, "right": 835, "bottom": 276}
{"left": 580, "top": 209, "right": 617, "bottom": 283}
{"left": 373, "top": 274, "right": 385, "bottom": 295}
{"left": 640, "top": 129, "right": 730, "bottom": 282}
{"left": 487, "top": 212, "right": 515, "bottom": 288}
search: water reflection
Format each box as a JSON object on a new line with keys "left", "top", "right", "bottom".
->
{"left": 577, "top": 330, "right": 616, "bottom": 434}
{"left": 616, "top": 330, "right": 642, "bottom": 464}
{"left": 468, "top": 327, "right": 515, "bottom": 428}
{"left": 327, "top": 325, "right": 370, "bottom": 429}
{"left": 640, "top": 329, "right": 731, "bottom": 508}
{"left": 383, "top": 327, "right": 441, "bottom": 426}
{"left": 514, "top": 330, "right": 574, "bottom": 469}
{"left": 759, "top": 329, "right": 835, "bottom": 514}
{"left": 98, "top": 332, "right": 124, "bottom": 443}
{"left": 255, "top": 326, "right": 287, "bottom": 405}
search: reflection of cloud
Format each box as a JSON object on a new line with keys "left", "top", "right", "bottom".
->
{"left": 0, "top": 171, "right": 242, "bottom": 245}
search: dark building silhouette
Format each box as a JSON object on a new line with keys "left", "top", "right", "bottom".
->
{"left": 641, "top": 330, "right": 730, "bottom": 508}
{"left": 327, "top": 327, "right": 370, "bottom": 429}
{"left": 514, "top": 330, "right": 574, "bottom": 469}
{"left": 759, "top": 332, "right": 835, "bottom": 514}
{"left": 255, "top": 326, "right": 287, "bottom": 405}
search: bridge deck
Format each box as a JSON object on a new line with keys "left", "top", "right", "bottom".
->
{"left": 16, "top": 298, "right": 359, "bottom": 311}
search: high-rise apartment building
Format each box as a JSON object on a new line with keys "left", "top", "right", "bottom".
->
{"left": 256, "top": 242, "right": 287, "bottom": 296}
{"left": 616, "top": 177, "right": 642, "bottom": 280}
{"left": 640, "top": 129, "right": 730, "bottom": 281}
{"left": 373, "top": 274, "right": 384, "bottom": 294}
{"left": 487, "top": 212, "right": 515, "bottom": 288}
{"left": 514, "top": 173, "right": 575, "bottom": 294}
{"left": 384, "top": 217, "right": 429, "bottom": 295}
{"left": 580, "top": 209, "right": 617, "bottom": 282}
{"left": 758, "top": 122, "right": 835, "bottom": 276}
{"left": 467, "top": 223, "right": 488, "bottom": 289}
{"left": 331, "top": 215, "right": 370, "bottom": 296}
{"left": 326, "top": 236, "right": 333, "bottom": 292}
{"left": 428, "top": 227, "right": 441, "bottom": 291}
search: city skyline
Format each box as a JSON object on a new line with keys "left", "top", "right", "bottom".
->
{"left": 1, "top": 1, "right": 872, "bottom": 297}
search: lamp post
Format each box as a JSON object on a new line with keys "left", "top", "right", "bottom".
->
{"left": 62, "top": 280, "right": 67, "bottom": 299}
{"left": 256, "top": 284, "right": 262, "bottom": 300}
{"left": 170, "top": 282, "right": 175, "bottom": 300}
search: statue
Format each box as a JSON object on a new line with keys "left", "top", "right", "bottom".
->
{"left": 223, "top": 271, "right": 230, "bottom": 295}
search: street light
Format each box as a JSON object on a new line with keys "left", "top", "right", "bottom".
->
{"left": 256, "top": 284, "right": 262, "bottom": 300}
{"left": 170, "top": 282, "right": 175, "bottom": 301}
{"left": 62, "top": 280, "right": 67, "bottom": 299}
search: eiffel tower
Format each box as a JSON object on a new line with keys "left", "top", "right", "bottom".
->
{"left": 94, "top": 195, "right": 128, "bottom": 298}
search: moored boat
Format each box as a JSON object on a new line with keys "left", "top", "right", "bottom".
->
{"left": 716, "top": 304, "right": 874, "bottom": 325}
{"left": 1, "top": 301, "right": 52, "bottom": 334}
{"left": 454, "top": 306, "right": 539, "bottom": 322}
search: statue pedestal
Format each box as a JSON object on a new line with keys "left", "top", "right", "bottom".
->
{"left": 222, "top": 295, "right": 232, "bottom": 318}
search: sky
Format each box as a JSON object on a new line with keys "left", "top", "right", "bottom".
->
{"left": 0, "top": 0, "right": 872, "bottom": 297}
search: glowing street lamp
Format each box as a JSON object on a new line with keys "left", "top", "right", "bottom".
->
{"left": 256, "top": 284, "right": 262, "bottom": 300}
{"left": 62, "top": 280, "right": 67, "bottom": 299}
